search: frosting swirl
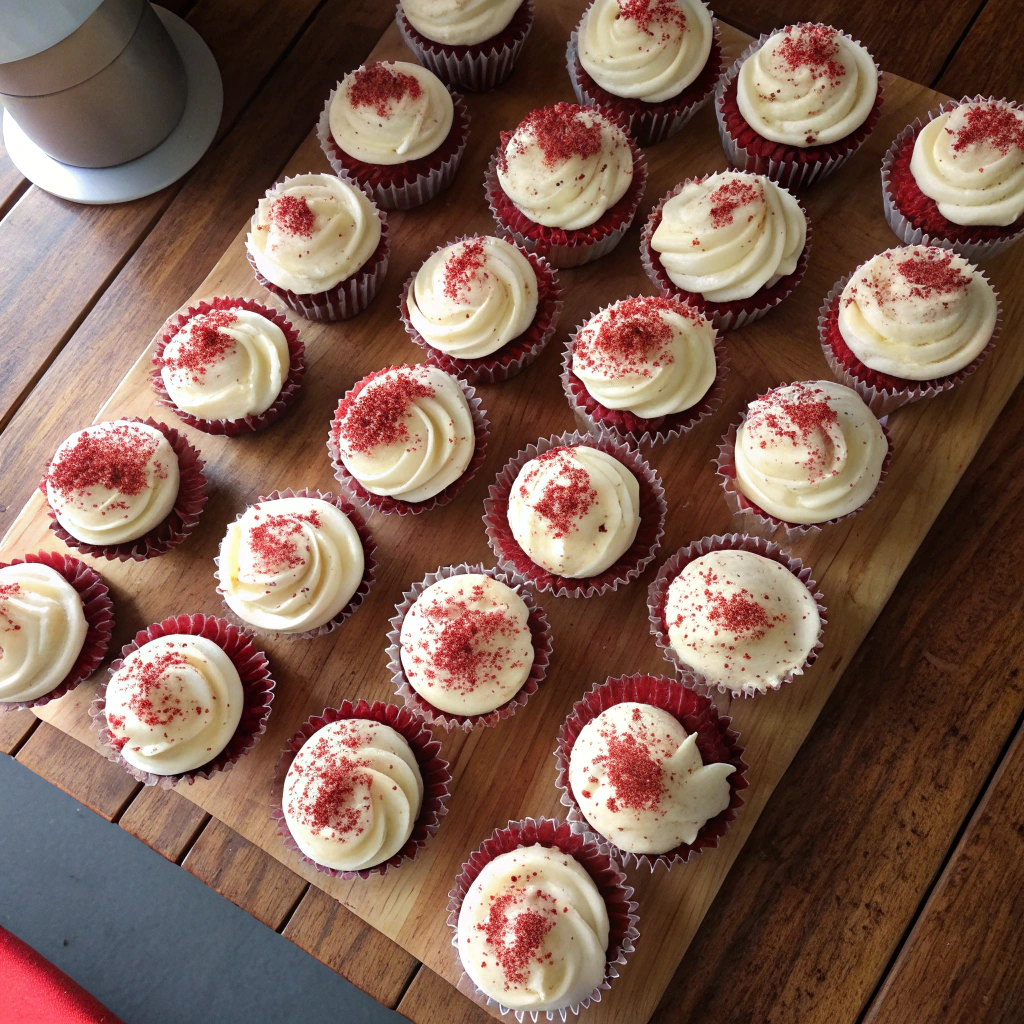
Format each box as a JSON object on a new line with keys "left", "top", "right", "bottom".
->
{"left": 651, "top": 171, "right": 806, "bottom": 301}
{"left": 246, "top": 174, "right": 382, "bottom": 295}
{"left": 401, "top": 0, "right": 522, "bottom": 46}
{"left": 282, "top": 719, "right": 423, "bottom": 872}
{"left": 457, "top": 844, "right": 609, "bottom": 1013}
{"left": 0, "top": 563, "right": 87, "bottom": 704}
{"left": 733, "top": 380, "right": 887, "bottom": 525}
{"left": 736, "top": 24, "right": 878, "bottom": 147}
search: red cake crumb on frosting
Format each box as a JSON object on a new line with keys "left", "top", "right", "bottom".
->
{"left": 287, "top": 731, "right": 373, "bottom": 836}
{"left": 480, "top": 888, "right": 556, "bottom": 985}
{"left": 335, "top": 371, "right": 436, "bottom": 454}
{"left": 774, "top": 24, "right": 844, "bottom": 84}
{"left": 748, "top": 384, "right": 840, "bottom": 481}
{"left": 519, "top": 447, "right": 597, "bottom": 537}
{"left": 47, "top": 423, "right": 165, "bottom": 500}
{"left": 708, "top": 177, "right": 761, "bottom": 228}
{"left": 347, "top": 63, "right": 423, "bottom": 117}
{"left": 949, "top": 102, "right": 1024, "bottom": 154}
{"left": 247, "top": 505, "right": 322, "bottom": 573}
{"left": 161, "top": 309, "right": 238, "bottom": 382}
{"left": 618, "top": 0, "right": 686, "bottom": 35}
{"left": 270, "top": 194, "right": 316, "bottom": 237}
{"left": 499, "top": 102, "right": 609, "bottom": 172}
{"left": 443, "top": 238, "right": 487, "bottom": 300}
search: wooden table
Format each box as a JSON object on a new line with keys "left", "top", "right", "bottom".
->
{"left": 2, "top": 2, "right": 1022, "bottom": 1022}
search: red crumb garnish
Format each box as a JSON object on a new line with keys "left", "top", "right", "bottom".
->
{"left": 617, "top": 0, "right": 686, "bottom": 36}
{"left": 774, "top": 24, "right": 845, "bottom": 85}
{"left": 597, "top": 726, "right": 665, "bottom": 813}
{"left": 162, "top": 309, "right": 238, "bottom": 383}
{"left": 479, "top": 887, "right": 555, "bottom": 986}
{"left": 748, "top": 384, "right": 840, "bottom": 480}
{"left": 708, "top": 177, "right": 761, "bottom": 229}
{"left": 286, "top": 729, "right": 374, "bottom": 838}
{"left": 270, "top": 194, "right": 316, "bottom": 237}
{"left": 347, "top": 62, "right": 423, "bottom": 118}
{"left": 895, "top": 248, "right": 971, "bottom": 298}
{"left": 443, "top": 238, "right": 487, "bottom": 301}
{"left": 47, "top": 423, "right": 166, "bottom": 501}
{"left": 0, "top": 582, "right": 22, "bottom": 633}
{"left": 519, "top": 447, "right": 598, "bottom": 538}
{"left": 499, "top": 102, "right": 611, "bottom": 172}
{"left": 949, "top": 102, "right": 1024, "bottom": 155}
{"left": 705, "top": 584, "right": 773, "bottom": 638}
{"left": 247, "top": 504, "right": 323, "bottom": 573}
{"left": 111, "top": 647, "right": 195, "bottom": 731}
{"left": 335, "top": 370, "right": 436, "bottom": 455}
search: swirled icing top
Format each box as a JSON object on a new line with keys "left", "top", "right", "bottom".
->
{"left": 508, "top": 445, "right": 640, "bottom": 578}
{"left": 736, "top": 23, "right": 878, "bottom": 147}
{"left": 838, "top": 246, "right": 998, "bottom": 381}
{"left": 407, "top": 236, "right": 539, "bottom": 359}
{"left": 665, "top": 549, "right": 821, "bottom": 692}
{"left": 733, "top": 380, "right": 887, "bottom": 525}
{"left": 105, "top": 634, "right": 243, "bottom": 776}
{"left": 651, "top": 171, "right": 806, "bottom": 302}
{"left": 457, "top": 844, "right": 610, "bottom": 1013}
{"left": 569, "top": 702, "right": 735, "bottom": 853}
{"left": 218, "top": 496, "right": 365, "bottom": 634}
{"left": 0, "top": 563, "right": 87, "bottom": 704}
{"left": 329, "top": 62, "right": 454, "bottom": 166}
{"left": 572, "top": 296, "right": 717, "bottom": 418}
{"left": 909, "top": 99, "right": 1024, "bottom": 227}
{"left": 282, "top": 718, "right": 423, "bottom": 872}
{"left": 402, "top": 0, "right": 522, "bottom": 46}
{"left": 496, "top": 103, "right": 634, "bottom": 230}
{"left": 246, "top": 174, "right": 382, "bottom": 294}
{"left": 577, "top": 0, "right": 714, "bottom": 103}
{"left": 46, "top": 420, "right": 180, "bottom": 546}
{"left": 331, "top": 364, "right": 475, "bottom": 502}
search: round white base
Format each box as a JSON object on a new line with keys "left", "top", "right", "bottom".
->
{"left": 2, "top": 6, "right": 223, "bottom": 205}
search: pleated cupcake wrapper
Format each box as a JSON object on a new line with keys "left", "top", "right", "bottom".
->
{"left": 386, "top": 562, "right": 553, "bottom": 731}
{"left": 90, "top": 613, "right": 275, "bottom": 789}
{"left": 446, "top": 816, "right": 639, "bottom": 1021}
{"left": 317, "top": 83, "right": 470, "bottom": 210}
{"left": 640, "top": 177, "right": 812, "bottom": 331}
{"left": 818, "top": 262, "right": 1002, "bottom": 416}
{"left": 483, "top": 429, "right": 667, "bottom": 598}
{"left": 559, "top": 297, "right": 729, "bottom": 446}
{"left": 269, "top": 699, "right": 451, "bottom": 880}
{"left": 554, "top": 673, "right": 748, "bottom": 870}
{"left": 150, "top": 296, "right": 306, "bottom": 436}
{"left": 213, "top": 488, "right": 377, "bottom": 642}
{"left": 880, "top": 97, "right": 1024, "bottom": 262}
{"left": 42, "top": 416, "right": 208, "bottom": 562}
{"left": 714, "top": 27, "right": 884, "bottom": 191}
{"left": 327, "top": 366, "right": 490, "bottom": 516}
{"left": 395, "top": 0, "right": 534, "bottom": 92}
{"left": 0, "top": 551, "right": 114, "bottom": 711}
{"left": 647, "top": 533, "right": 827, "bottom": 698}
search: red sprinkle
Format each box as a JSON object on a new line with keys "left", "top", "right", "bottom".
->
{"left": 597, "top": 726, "right": 665, "bottom": 813}
{"left": 162, "top": 309, "right": 238, "bottom": 383}
{"left": 270, "top": 194, "right": 316, "bottom": 237}
{"left": 896, "top": 248, "right": 971, "bottom": 298}
{"left": 617, "top": 0, "right": 686, "bottom": 36}
{"left": 519, "top": 447, "right": 598, "bottom": 538}
{"left": 500, "top": 102, "right": 611, "bottom": 172}
{"left": 479, "top": 888, "right": 555, "bottom": 986}
{"left": 704, "top": 578, "right": 773, "bottom": 638}
{"left": 47, "top": 423, "right": 166, "bottom": 501}
{"left": 774, "top": 24, "right": 845, "bottom": 84}
{"left": 949, "top": 102, "right": 1024, "bottom": 155}
{"left": 247, "top": 505, "right": 323, "bottom": 573}
{"left": 442, "top": 238, "right": 487, "bottom": 301}
{"left": 286, "top": 731, "right": 373, "bottom": 837}
{"left": 0, "top": 582, "right": 22, "bottom": 633}
{"left": 112, "top": 647, "right": 194, "bottom": 731}
{"left": 335, "top": 370, "right": 436, "bottom": 455}
{"left": 347, "top": 63, "right": 423, "bottom": 118}
{"left": 708, "top": 177, "right": 761, "bottom": 229}
{"left": 749, "top": 384, "right": 840, "bottom": 480}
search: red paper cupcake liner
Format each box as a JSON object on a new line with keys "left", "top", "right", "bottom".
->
{"left": 447, "top": 816, "right": 639, "bottom": 1019}
{"left": 714, "top": 26, "right": 884, "bottom": 191}
{"left": 554, "top": 673, "right": 748, "bottom": 869}
{"left": 150, "top": 296, "right": 305, "bottom": 436}
{"left": 647, "top": 533, "right": 827, "bottom": 697}
{"left": 42, "top": 417, "right": 208, "bottom": 562}
{"left": 90, "top": 613, "right": 275, "bottom": 788}
{"left": 483, "top": 429, "right": 667, "bottom": 598}
{"left": 214, "top": 487, "right": 377, "bottom": 641}
{"left": 0, "top": 551, "right": 114, "bottom": 711}
{"left": 399, "top": 236, "right": 563, "bottom": 384}
{"left": 881, "top": 97, "right": 1024, "bottom": 262}
{"left": 395, "top": 0, "right": 534, "bottom": 92}
{"left": 270, "top": 700, "right": 451, "bottom": 879}
{"left": 327, "top": 366, "right": 490, "bottom": 516}
{"left": 386, "top": 562, "right": 553, "bottom": 731}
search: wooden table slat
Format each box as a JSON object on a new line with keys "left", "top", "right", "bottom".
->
{"left": 118, "top": 785, "right": 211, "bottom": 862}
{"left": 935, "top": 0, "right": 1024, "bottom": 95}
{"left": 0, "top": 709, "right": 38, "bottom": 756}
{"left": 397, "top": 965, "right": 493, "bottom": 1024}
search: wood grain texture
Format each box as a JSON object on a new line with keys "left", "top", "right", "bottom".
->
{"left": 118, "top": 785, "right": 211, "bottom": 862}
{"left": 398, "top": 966, "right": 493, "bottom": 1024}
{"left": 935, "top": 0, "right": 1024, "bottom": 97}
{"left": 0, "top": 708, "right": 37, "bottom": 756}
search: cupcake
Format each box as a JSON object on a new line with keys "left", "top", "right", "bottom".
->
{"left": 318, "top": 61, "right": 470, "bottom": 210}
{"left": 561, "top": 295, "right": 726, "bottom": 445}
{"left": 327, "top": 363, "right": 488, "bottom": 515}
{"left": 246, "top": 173, "right": 388, "bottom": 322}
{"left": 882, "top": 96, "right": 1024, "bottom": 261}
{"left": 716, "top": 23, "right": 883, "bottom": 190}
{"left": 395, "top": 0, "right": 534, "bottom": 92}
{"left": 820, "top": 245, "right": 1000, "bottom": 415}
{"left": 484, "top": 101, "right": 647, "bottom": 268}
{"left": 152, "top": 297, "right": 304, "bottom": 435}
{"left": 567, "top": 0, "right": 723, "bottom": 147}
{"left": 641, "top": 170, "right": 809, "bottom": 330}
{"left": 42, "top": 418, "right": 207, "bottom": 561}
{"left": 400, "top": 235, "right": 562, "bottom": 384}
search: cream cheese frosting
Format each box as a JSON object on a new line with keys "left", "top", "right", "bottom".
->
{"left": 401, "top": 0, "right": 522, "bottom": 46}
{"left": 218, "top": 496, "right": 365, "bottom": 634}
{"left": 837, "top": 246, "right": 998, "bottom": 381}
{"left": 400, "top": 573, "right": 533, "bottom": 716}
{"left": 909, "top": 99, "right": 1024, "bottom": 227}
{"left": 282, "top": 718, "right": 423, "bottom": 872}
{"left": 496, "top": 103, "right": 634, "bottom": 230}
{"left": 736, "top": 23, "right": 878, "bottom": 148}
{"left": 508, "top": 445, "right": 640, "bottom": 578}
{"left": 457, "top": 844, "right": 609, "bottom": 1013}
{"left": 733, "top": 380, "right": 887, "bottom": 525}
{"left": 407, "top": 236, "right": 539, "bottom": 359}
{"left": 572, "top": 296, "right": 716, "bottom": 417}
{"left": 569, "top": 702, "right": 734, "bottom": 852}
{"left": 46, "top": 420, "right": 180, "bottom": 546}
{"left": 666, "top": 549, "right": 820, "bottom": 692}
{"left": 246, "top": 174, "right": 382, "bottom": 295}
{"left": 0, "top": 563, "right": 87, "bottom": 704}
{"left": 329, "top": 61, "right": 454, "bottom": 166}
{"left": 577, "top": 0, "right": 714, "bottom": 103}
{"left": 651, "top": 171, "right": 806, "bottom": 301}
{"left": 105, "top": 634, "right": 243, "bottom": 776}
